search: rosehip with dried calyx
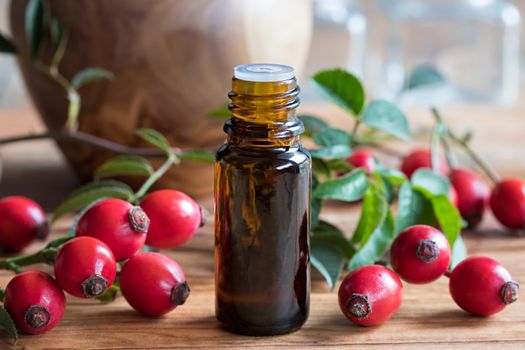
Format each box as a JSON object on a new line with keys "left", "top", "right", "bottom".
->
{"left": 346, "top": 149, "right": 375, "bottom": 174}
{"left": 76, "top": 198, "right": 150, "bottom": 261}
{"left": 141, "top": 190, "right": 204, "bottom": 249}
{"left": 400, "top": 148, "right": 449, "bottom": 179}
{"left": 390, "top": 225, "right": 451, "bottom": 284}
{"left": 489, "top": 178, "right": 525, "bottom": 230}
{"left": 449, "top": 168, "right": 489, "bottom": 228}
{"left": 4, "top": 270, "right": 66, "bottom": 334}
{"left": 338, "top": 265, "right": 402, "bottom": 326}
{"left": 449, "top": 256, "right": 519, "bottom": 316}
{"left": 0, "top": 196, "right": 48, "bottom": 252}
{"left": 54, "top": 236, "right": 117, "bottom": 298}
{"left": 119, "top": 252, "right": 190, "bottom": 316}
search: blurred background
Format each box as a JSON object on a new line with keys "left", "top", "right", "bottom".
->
{"left": 0, "top": 0, "right": 524, "bottom": 205}
{"left": 2, "top": 0, "right": 525, "bottom": 107}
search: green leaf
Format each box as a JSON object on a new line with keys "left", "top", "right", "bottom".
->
{"left": 405, "top": 65, "right": 446, "bottom": 90}
{"left": 25, "top": 0, "right": 44, "bottom": 57}
{"left": 314, "top": 169, "right": 368, "bottom": 202}
{"left": 310, "top": 244, "right": 344, "bottom": 289}
{"left": 309, "top": 145, "right": 352, "bottom": 160}
{"left": 450, "top": 235, "right": 467, "bottom": 268}
{"left": 432, "top": 194, "right": 462, "bottom": 247}
{"left": 311, "top": 69, "right": 365, "bottom": 115}
{"left": 0, "top": 307, "right": 18, "bottom": 344}
{"left": 312, "top": 128, "right": 351, "bottom": 147}
{"left": 362, "top": 100, "right": 411, "bottom": 141}
{"left": 395, "top": 183, "right": 436, "bottom": 233}
{"left": 50, "top": 19, "right": 64, "bottom": 46}
{"left": 377, "top": 168, "right": 407, "bottom": 186}
{"left": 135, "top": 128, "right": 175, "bottom": 157}
{"left": 178, "top": 150, "right": 215, "bottom": 163}
{"left": 351, "top": 183, "right": 388, "bottom": 246}
{"left": 312, "top": 158, "right": 331, "bottom": 180}
{"left": 310, "top": 198, "right": 322, "bottom": 230}
{"left": 207, "top": 104, "right": 230, "bottom": 119}
{"left": 326, "top": 159, "right": 353, "bottom": 173}
{"left": 411, "top": 169, "right": 450, "bottom": 196}
{"left": 299, "top": 115, "right": 329, "bottom": 137}
{"left": 0, "top": 34, "right": 17, "bottom": 54}
{"left": 50, "top": 21, "right": 68, "bottom": 67}
{"left": 94, "top": 155, "right": 154, "bottom": 180}
{"left": 96, "top": 284, "right": 119, "bottom": 303}
{"left": 72, "top": 68, "right": 114, "bottom": 89}
{"left": 348, "top": 208, "right": 395, "bottom": 271}
{"left": 53, "top": 180, "right": 134, "bottom": 221}
{"left": 313, "top": 221, "right": 354, "bottom": 258}
{"left": 377, "top": 173, "right": 395, "bottom": 204}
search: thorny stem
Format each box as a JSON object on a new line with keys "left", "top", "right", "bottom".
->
{"left": 0, "top": 237, "right": 73, "bottom": 273}
{"left": 431, "top": 107, "right": 499, "bottom": 184}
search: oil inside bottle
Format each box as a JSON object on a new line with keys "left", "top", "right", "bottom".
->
{"left": 214, "top": 64, "right": 311, "bottom": 336}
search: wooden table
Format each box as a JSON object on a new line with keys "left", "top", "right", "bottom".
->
{"left": 0, "top": 104, "right": 524, "bottom": 349}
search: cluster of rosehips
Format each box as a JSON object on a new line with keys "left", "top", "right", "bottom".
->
{"left": 348, "top": 147, "right": 525, "bottom": 230}
{"left": 0, "top": 190, "right": 203, "bottom": 335}
{"left": 400, "top": 148, "right": 525, "bottom": 230}
{"left": 338, "top": 224, "right": 519, "bottom": 326}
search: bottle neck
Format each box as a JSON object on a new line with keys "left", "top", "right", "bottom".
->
{"left": 224, "top": 77, "right": 303, "bottom": 149}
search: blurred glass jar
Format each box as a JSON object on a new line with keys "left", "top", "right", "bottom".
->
{"left": 302, "top": 0, "right": 367, "bottom": 100}
{"left": 353, "top": 0, "right": 521, "bottom": 106}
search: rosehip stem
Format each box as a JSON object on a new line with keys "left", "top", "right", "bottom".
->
{"left": 134, "top": 154, "right": 178, "bottom": 200}
{"left": 0, "top": 236, "right": 73, "bottom": 273}
{"left": 444, "top": 270, "right": 451, "bottom": 278}
{"left": 351, "top": 119, "right": 362, "bottom": 147}
{"left": 431, "top": 121, "right": 458, "bottom": 169}
{"left": 0, "top": 130, "right": 214, "bottom": 162}
{"left": 430, "top": 107, "right": 499, "bottom": 184}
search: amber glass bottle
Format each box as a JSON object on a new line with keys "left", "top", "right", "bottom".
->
{"left": 214, "top": 64, "right": 311, "bottom": 336}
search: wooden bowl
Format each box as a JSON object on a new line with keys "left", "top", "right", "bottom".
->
{"left": 10, "top": 0, "right": 312, "bottom": 197}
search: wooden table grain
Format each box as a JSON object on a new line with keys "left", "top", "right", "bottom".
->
{"left": 0, "top": 104, "right": 524, "bottom": 349}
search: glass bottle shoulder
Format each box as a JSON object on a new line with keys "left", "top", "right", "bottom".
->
{"left": 215, "top": 142, "right": 311, "bottom": 172}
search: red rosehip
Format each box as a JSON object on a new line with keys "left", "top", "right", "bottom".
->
{"left": 141, "top": 190, "right": 203, "bottom": 249}
{"left": 0, "top": 196, "right": 48, "bottom": 252}
{"left": 346, "top": 149, "right": 375, "bottom": 174}
{"left": 449, "top": 186, "right": 459, "bottom": 207}
{"left": 76, "top": 198, "right": 150, "bottom": 261}
{"left": 338, "top": 265, "right": 402, "bottom": 326}
{"left": 390, "top": 225, "right": 451, "bottom": 284}
{"left": 490, "top": 178, "right": 525, "bottom": 230}
{"left": 119, "top": 252, "right": 190, "bottom": 316}
{"left": 4, "top": 270, "right": 66, "bottom": 334}
{"left": 450, "top": 168, "right": 489, "bottom": 228}
{"left": 400, "top": 148, "right": 449, "bottom": 179}
{"left": 449, "top": 256, "right": 519, "bottom": 316}
{"left": 54, "top": 236, "right": 116, "bottom": 298}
